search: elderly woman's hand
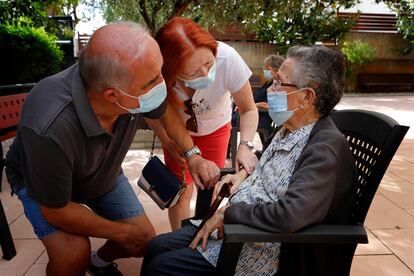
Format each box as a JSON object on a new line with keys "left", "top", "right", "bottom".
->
{"left": 189, "top": 205, "right": 229, "bottom": 251}
{"left": 211, "top": 170, "right": 247, "bottom": 204}
{"left": 236, "top": 147, "right": 258, "bottom": 174}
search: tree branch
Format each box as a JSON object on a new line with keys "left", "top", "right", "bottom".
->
{"left": 138, "top": 0, "right": 156, "bottom": 34}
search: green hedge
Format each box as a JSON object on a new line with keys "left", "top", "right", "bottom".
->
{"left": 0, "top": 24, "right": 64, "bottom": 85}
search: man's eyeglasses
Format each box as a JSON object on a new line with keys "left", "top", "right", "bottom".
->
{"left": 184, "top": 99, "right": 198, "bottom": 133}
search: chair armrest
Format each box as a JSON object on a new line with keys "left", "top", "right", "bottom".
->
{"left": 222, "top": 224, "right": 368, "bottom": 244}
{"left": 215, "top": 224, "right": 367, "bottom": 274}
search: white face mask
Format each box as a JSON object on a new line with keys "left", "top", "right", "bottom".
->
{"left": 179, "top": 61, "right": 217, "bottom": 90}
{"left": 115, "top": 81, "right": 167, "bottom": 114}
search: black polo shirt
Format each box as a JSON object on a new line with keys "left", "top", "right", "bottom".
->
{"left": 6, "top": 64, "right": 166, "bottom": 208}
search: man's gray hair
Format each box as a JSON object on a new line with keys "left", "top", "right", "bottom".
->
{"left": 79, "top": 22, "right": 150, "bottom": 91}
{"left": 264, "top": 54, "right": 284, "bottom": 69}
{"left": 287, "top": 45, "right": 346, "bottom": 117}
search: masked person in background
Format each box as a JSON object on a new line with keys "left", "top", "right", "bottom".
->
{"left": 141, "top": 45, "right": 357, "bottom": 275}
{"left": 254, "top": 54, "right": 285, "bottom": 148}
{"left": 5, "top": 22, "right": 220, "bottom": 276}
{"left": 146, "top": 17, "right": 258, "bottom": 230}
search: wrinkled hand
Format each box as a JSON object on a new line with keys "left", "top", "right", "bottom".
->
{"left": 211, "top": 172, "right": 246, "bottom": 204}
{"left": 236, "top": 146, "right": 258, "bottom": 174}
{"left": 189, "top": 205, "right": 229, "bottom": 251}
{"left": 165, "top": 139, "right": 186, "bottom": 167}
{"left": 187, "top": 155, "right": 220, "bottom": 190}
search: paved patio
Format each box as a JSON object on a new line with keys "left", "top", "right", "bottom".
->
{"left": 0, "top": 94, "right": 413, "bottom": 276}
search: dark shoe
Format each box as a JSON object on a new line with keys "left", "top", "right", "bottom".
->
{"left": 87, "top": 262, "right": 123, "bottom": 276}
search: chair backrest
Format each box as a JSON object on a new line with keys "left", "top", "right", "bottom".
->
{"left": 331, "top": 109, "right": 409, "bottom": 224}
{"left": 0, "top": 93, "right": 28, "bottom": 141}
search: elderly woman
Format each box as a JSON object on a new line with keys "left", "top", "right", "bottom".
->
{"left": 141, "top": 45, "right": 357, "bottom": 275}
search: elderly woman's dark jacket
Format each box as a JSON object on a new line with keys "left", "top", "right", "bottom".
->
{"left": 224, "top": 114, "right": 357, "bottom": 276}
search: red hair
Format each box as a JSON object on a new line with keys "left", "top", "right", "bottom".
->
{"left": 155, "top": 17, "right": 218, "bottom": 106}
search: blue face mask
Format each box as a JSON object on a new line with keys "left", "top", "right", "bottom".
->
{"left": 116, "top": 81, "right": 167, "bottom": 114}
{"left": 181, "top": 61, "right": 216, "bottom": 90}
{"left": 267, "top": 89, "right": 304, "bottom": 126}
{"left": 263, "top": 69, "right": 272, "bottom": 80}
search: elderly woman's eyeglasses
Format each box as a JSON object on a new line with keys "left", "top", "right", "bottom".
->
{"left": 184, "top": 99, "right": 198, "bottom": 133}
{"left": 273, "top": 79, "right": 297, "bottom": 88}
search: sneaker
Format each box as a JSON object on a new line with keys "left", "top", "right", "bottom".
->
{"left": 87, "top": 262, "right": 123, "bottom": 276}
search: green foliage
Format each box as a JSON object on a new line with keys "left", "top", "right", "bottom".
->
{"left": 246, "top": 1, "right": 357, "bottom": 49}
{"left": 376, "top": 0, "right": 414, "bottom": 55}
{"left": 341, "top": 40, "right": 376, "bottom": 93}
{"left": 0, "top": 24, "right": 64, "bottom": 85}
{"left": 341, "top": 40, "right": 376, "bottom": 65}
{"left": 102, "top": 0, "right": 195, "bottom": 35}
{"left": 0, "top": 0, "right": 57, "bottom": 27}
{"left": 99, "top": 0, "right": 358, "bottom": 45}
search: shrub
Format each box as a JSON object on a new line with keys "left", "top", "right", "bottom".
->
{"left": 341, "top": 40, "right": 376, "bottom": 66}
{"left": 341, "top": 40, "right": 376, "bottom": 92}
{"left": 0, "top": 23, "right": 64, "bottom": 85}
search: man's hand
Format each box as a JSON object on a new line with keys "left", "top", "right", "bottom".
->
{"left": 165, "top": 139, "right": 186, "bottom": 167}
{"left": 187, "top": 155, "right": 220, "bottom": 190}
{"left": 236, "top": 145, "right": 258, "bottom": 174}
{"left": 113, "top": 223, "right": 151, "bottom": 256}
{"left": 189, "top": 205, "right": 229, "bottom": 251}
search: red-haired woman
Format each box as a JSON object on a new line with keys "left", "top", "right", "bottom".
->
{"left": 146, "top": 17, "right": 258, "bottom": 230}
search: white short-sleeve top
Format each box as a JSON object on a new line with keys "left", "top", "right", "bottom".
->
{"left": 173, "top": 41, "right": 252, "bottom": 136}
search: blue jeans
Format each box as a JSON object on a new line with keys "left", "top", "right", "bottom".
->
{"left": 141, "top": 225, "right": 215, "bottom": 275}
{"left": 17, "top": 174, "right": 144, "bottom": 239}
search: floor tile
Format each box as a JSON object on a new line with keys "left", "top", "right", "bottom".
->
{"left": 9, "top": 215, "right": 36, "bottom": 239}
{"left": 379, "top": 173, "right": 414, "bottom": 209}
{"left": 355, "top": 229, "right": 391, "bottom": 255}
{"left": 364, "top": 195, "right": 414, "bottom": 229}
{"left": 35, "top": 251, "right": 48, "bottom": 264}
{"left": 389, "top": 157, "right": 414, "bottom": 185}
{"left": 0, "top": 239, "right": 45, "bottom": 276}
{"left": 406, "top": 209, "right": 414, "bottom": 217}
{"left": 351, "top": 255, "right": 413, "bottom": 276}
{"left": 373, "top": 229, "right": 414, "bottom": 271}
{"left": 0, "top": 189, "right": 23, "bottom": 224}
{"left": 24, "top": 263, "right": 47, "bottom": 276}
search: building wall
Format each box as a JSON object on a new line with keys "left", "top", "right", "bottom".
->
{"left": 223, "top": 41, "right": 280, "bottom": 81}
{"left": 344, "top": 32, "right": 414, "bottom": 73}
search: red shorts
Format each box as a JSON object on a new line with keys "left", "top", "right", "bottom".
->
{"left": 163, "top": 122, "right": 231, "bottom": 185}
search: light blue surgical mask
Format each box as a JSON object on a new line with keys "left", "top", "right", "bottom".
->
{"left": 180, "top": 61, "right": 216, "bottom": 90}
{"left": 116, "top": 81, "right": 167, "bottom": 114}
{"left": 263, "top": 69, "right": 272, "bottom": 80}
{"left": 267, "top": 89, "right": 305, "bottom": 126}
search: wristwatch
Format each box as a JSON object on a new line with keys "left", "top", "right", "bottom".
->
{"left": 183, "top": 145, "right": 201, "bottom": 159}
{"left": 239, "top": 140, "right": 254, "bottom": 150}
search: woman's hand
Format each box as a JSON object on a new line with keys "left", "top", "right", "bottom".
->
{"left": 189, "top": 205, "right": 229, "bottom": 251}
{"left": 165, "top": 139, "right": 186, "bottom": 167}
{"left": 236, "top": 146, "right": 258, "bottom": 174}
{"left": 211, "top": 171, "right": 247, "bottom": 203}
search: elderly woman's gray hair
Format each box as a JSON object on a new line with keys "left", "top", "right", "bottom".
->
{"left": 79, "top": 22, "right": 150, "bottom": 92}
{"left": 287, "top": 45, "right": 345, "bottom": 117}
{"left": 264, "top": 54, "right": 285, "bottom": 69}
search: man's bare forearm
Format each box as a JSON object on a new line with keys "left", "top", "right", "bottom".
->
{"left": 41, "top": 201, "right": 130, "bottom": 242}
{"left": 160, "top": 103, "right": 194, "bottom": 152}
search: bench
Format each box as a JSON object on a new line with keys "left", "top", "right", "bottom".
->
{"left": 0, "top": 92, "right": 29, "bottom": 261}
{"left": 358, "top": 73, "right": 414, "bottom": 93}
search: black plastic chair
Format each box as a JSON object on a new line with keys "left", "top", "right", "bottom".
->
{"left": 193, "top": 109, "right": 409, "bottom": 275}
